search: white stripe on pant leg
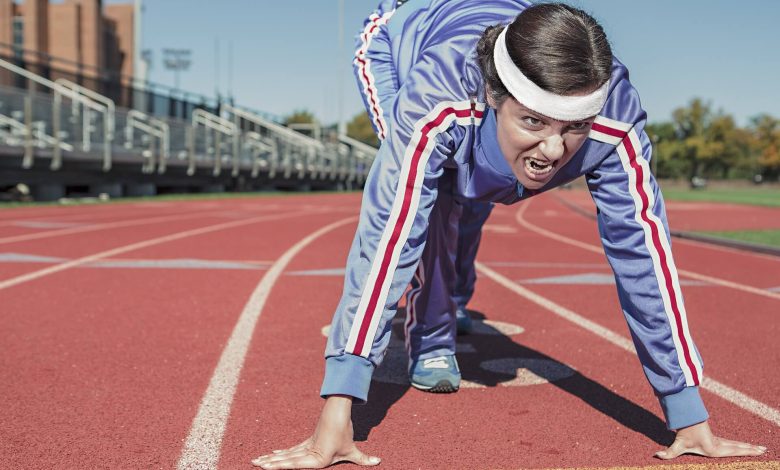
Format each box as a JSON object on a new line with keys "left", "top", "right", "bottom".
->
{"left": 354, "top": 10, "right": 394, "bottom": 139}
{"left": 176, "top": 216, "right": 357, "bottom": 470}
{"left": 615, "top": 131, "right": 697, "bottom": 386}
{"left": 345, "top": 101, "right": 475, "bottom": 357}
{"left": 627, "top": 129, "right": 703, "bottom": 382}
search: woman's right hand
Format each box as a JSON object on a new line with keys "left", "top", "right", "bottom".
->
{"left": 251, "top": 395, "right": 381, "bottom": 469}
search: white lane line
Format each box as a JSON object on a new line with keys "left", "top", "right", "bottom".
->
{"left": 674, "top": 236, "right": 780, "bottom": 263}
{"left": 176, "top": 216, "right": 357, "bottom": 470}
{"left": 0, "top": 206, "right": 280, "bottom": 245}
{"left": 553, "top": 192, "right": 780, "bottom": 263}
{"left": 475, "top": 261, "right": 780, "bottom": 428}
{"left": 514, "top": 202, "right": 780, "bottom": 301}
{"left": 0, "top": 210, "right": 317, "bottom": 291}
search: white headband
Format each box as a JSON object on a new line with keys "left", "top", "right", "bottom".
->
{"left": 493, "top": 27, "right": 609, "bottom": 121}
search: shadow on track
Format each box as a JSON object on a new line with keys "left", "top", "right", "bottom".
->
{"left": 352, "top": 309, "right": 674, "bottom": 446}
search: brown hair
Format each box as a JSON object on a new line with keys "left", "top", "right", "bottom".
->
{"left": 476, "top": 3, "right": 613, "bottom": 106}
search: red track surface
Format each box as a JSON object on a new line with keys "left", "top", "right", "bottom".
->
{"left": 0, "top": 191, "right": 777, "bottom": 469}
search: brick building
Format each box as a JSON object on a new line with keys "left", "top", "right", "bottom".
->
{"left": 0, "top": 0, "right": 134, "bottom": 83}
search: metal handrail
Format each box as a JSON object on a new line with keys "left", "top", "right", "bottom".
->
{"left": 222, "top": 104, "right": 323, "bottom": 150}
{"left": 0, "top": 57, "right": 112, "bottom": 170}
{"left": 190, "top": 108, "right": 237, "bottom": 176}
{"left": 338, "top": 134, "right": 377, "bottom": 184}
{"left": 55, "top": 78, "right": 115, "bottom": 136}
{"left": 0, "top": 112, "right": 74, "bottom": 151}
{"left": 55, "top": 78, "right": 116, "bottom": 172}
{"left": 125, "top": 110, "right": 166, "bottom": 173}
{"left": 126, "top": 110, "right": 170, "bottom": 174}
{"left": 245, "top": 130, "right": 278, "bottom": 178}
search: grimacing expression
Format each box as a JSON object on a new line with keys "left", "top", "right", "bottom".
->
{"left": 490, "top": 96, "right": 595, "bottom": 190}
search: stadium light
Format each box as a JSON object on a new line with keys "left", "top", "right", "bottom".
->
{"left": 163, "top": 48, "right": 192, "bottom": 93}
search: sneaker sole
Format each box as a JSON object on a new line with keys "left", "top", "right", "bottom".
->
{"left": 411, "top": 379, "right": 459, "bottom": 393}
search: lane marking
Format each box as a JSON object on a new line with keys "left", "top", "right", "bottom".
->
{"left": 0, "top": 210, "right": 317, "bottom": 292}
{"left": 0, "top": 206, "right": 277, "bottom": 245}
{"left": 554, "top": 192, "right": 780, "bottom": 263}
{"left": 515, "top": 203, "right": 780, "bottom": 301}
{"left": 0, "top": 253, "right": 272, "bottom": 270}
{"left": 519, "top": 272, "right": 707, "bottom": 286}
{"left": 475, "top": 261, "right": 780, "bottom": 428}
{"left": 11, "top": 220, "right": 88, "bottom": 229}
{"left": 0, "top": 202, "right": 229, "bottom": 227}
{"left": 176, "top": 216, "right": 357, "bottom": 470}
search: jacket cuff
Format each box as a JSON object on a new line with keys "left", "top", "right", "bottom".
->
{"left": 320, "top": 354, "right": 374, "bottom": 404}
{"left": 659, "top": 386, "right": 709, "bottom": 430}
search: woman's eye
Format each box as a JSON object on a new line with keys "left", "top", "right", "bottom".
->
{"left": 522, "top": 116, "right": 542, "bottom": 127}
{"left": 568, "top": 122, "right": 590, "bottom": 131}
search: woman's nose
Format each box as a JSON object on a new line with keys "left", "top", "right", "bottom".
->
{"left": 539, "top": 134, "right": 565, "bottom": 160}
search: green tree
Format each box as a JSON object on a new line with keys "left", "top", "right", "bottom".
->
{"left": 646, "top": 121, "right": 688, "bottom": 179}
{"left": 750, "top": 114, "right": 780, "bottom": 179}
{"left": 283, "top": 109, "right": 317, "bottom": 126}
{"left": 665, "top": 98, "right": 750, "bottom": 180}
{"left": 346, "top": 112, "right": 380, "bottom": 147}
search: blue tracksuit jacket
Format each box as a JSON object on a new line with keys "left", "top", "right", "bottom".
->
{"left": 321, "top": 0, "right": 708, "bottom": 430}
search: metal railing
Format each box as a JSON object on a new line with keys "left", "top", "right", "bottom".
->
{"left": 0, "top": 58, "right": 378, "bottom": 191}
{"left": 124, "top": 109, "right": 170, "bottom": 174}
{"left": 0, "top": 57, "right": 114, "bottom": 170}
{"left": 189, "top": 109, "right": 237, "bottom": 177}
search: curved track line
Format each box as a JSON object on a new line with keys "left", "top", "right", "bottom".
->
{"left": 0, "top": 206, "right": 279, "bottom": 245}
{"left": 0, "top": 210, "right": 317, "bottom": 292}
{"left": 176, "top": 216, "right": 357, "bottom": 470}
{"left": 553, "top": 192, "right": 780, "bottom": 263}
{"left": 475, "top": 261, "right": 780, "bottom": 428}
{"left": 515, "top": 202, "right": 780, "bottom": 301}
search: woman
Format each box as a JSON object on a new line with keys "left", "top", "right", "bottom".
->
{"left": 253, "top": 1, "right": 766, "bottom": 468}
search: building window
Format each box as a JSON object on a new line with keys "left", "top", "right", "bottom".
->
{"left": 12, "top": 16, "right": 24, "bottom": 59}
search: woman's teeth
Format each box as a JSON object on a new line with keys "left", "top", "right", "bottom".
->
{"left": 523, "top": 157, "right": 555, "bottom": 176}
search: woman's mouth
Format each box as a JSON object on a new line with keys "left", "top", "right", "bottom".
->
{"left": 522, "top": 156, "right": 557, "bottom": 178}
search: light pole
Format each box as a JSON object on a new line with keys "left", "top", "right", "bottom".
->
{"left": 163, "top": 48, "right": 191, "bottom": 92}
{"left": 337, "top": 0, "right": 345, "bottom": 136}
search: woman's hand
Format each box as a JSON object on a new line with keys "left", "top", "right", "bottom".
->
{"left": 655, "top": 421, "right": 766, "bottom": 459}
{"left": 251, "top": 395, "right": 381, "bottom": 469}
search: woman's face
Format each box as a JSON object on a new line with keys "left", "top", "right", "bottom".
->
{"left": 491, "top": 96, "right": 596, "bottom": 190}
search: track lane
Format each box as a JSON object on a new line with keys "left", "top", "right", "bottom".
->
{"left": 518, "top": 195, "right": 780, "bottom": 299}
{"left": 217, "top": 201, "right": 776, "bottom": 469}
{"left": 0, "top": 209, "right": 315, "bottom": 289}
{"left": 0, "top": 208, "right": 356, "bottom": 470}
{"left": 2, "top": 192, "right": 775, "bottom": 469}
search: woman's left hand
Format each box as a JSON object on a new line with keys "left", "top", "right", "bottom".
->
{"left": 655, "top": 421, "right": 767, "bottom": 459}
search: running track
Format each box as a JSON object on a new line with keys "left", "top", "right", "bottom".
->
{"left": 0, "top": 191, "right": 777, "bottom": 469}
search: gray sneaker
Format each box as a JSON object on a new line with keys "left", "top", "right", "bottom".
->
{"left": 409, "top": 355, "right": 461, "bottom": 393}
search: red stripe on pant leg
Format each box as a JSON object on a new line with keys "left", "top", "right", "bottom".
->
{"left": 351, "top": 107, "right": 459, "bottom": 355}
{"left": 622, "top": 135, "right": 700, "bottom": 385}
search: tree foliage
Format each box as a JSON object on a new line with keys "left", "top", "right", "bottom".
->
{"left": 647, "top": 98, "right": 776, "bottom": 181}
{"left": 346, "top": 112, "right": 380, "bottom": 147}
{"left": 283, "top": 109, "right": 317, "bottom": 126}
{"left": 750, "top": 114, "right": 780, "bottom": 178}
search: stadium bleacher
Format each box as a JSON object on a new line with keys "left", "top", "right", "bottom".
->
{"left": 0, "top": 56, "right": 376, "bottom": 201}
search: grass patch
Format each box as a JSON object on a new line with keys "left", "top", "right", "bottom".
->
{"left": 698, "top": 229, "right": 780, "bottom": 248}
{"left": 661, "top": 186, "right": 780, "bottom": 207}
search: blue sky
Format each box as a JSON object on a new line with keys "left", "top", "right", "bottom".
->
{"left": 127, "top": 0, "right": 780, "bottom": 126}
